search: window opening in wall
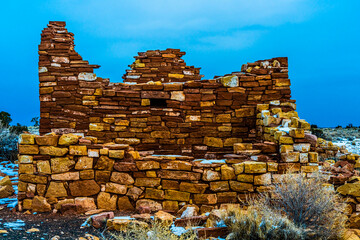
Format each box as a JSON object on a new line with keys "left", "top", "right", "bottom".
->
{"left": 150, "top": 99, "right": 167, "bottom": 107}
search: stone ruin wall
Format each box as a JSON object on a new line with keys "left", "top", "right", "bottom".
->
{"left": 39, "top": 21, "right": 293, "bottom": 158}
{"left": 17, "top": 21, "right": 360, "bottom": 221}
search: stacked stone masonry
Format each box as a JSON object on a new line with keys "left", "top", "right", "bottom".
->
{"left": 16, "top": 21, "right": 332, "bottom": 213}
{"left": 39, "top": 21, "right": 293, "bottom": 158}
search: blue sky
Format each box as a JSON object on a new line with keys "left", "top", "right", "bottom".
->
{"left": 1, "top": 0, "right": 359, "bottom": 127}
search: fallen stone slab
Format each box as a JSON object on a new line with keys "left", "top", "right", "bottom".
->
{"left": 174, "top": 215, "right": 208, "bottom": 227}
{"left": 91, "top": 212, "right": 114, "bottom": 229}
{"left": 196, "top": 227, "right": 230, "bottom": 239}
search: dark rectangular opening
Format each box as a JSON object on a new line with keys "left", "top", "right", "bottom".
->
{"left": 150, "top": 98, "right": 167, "bottom": 107}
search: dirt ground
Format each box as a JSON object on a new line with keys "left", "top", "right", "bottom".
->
{"left": 0, "top": 207, "right": 110, "bottom": 240}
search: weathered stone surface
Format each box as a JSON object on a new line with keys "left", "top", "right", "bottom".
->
{"left": 210, "top": 181, "right": 230, "bottom": 192}
{"left": 80, "top": 170, "right": 95, "bottom": 179}
{"left": 244, "top": 162, "right": 267, "bottom": 173}
{"left": 35, "top": 135, "right": 59, "bottom": 146}
{"left": 217, "top": 192, "right": 237, "bottom": 203}
{"left": 136, "top": 199, "right": 162, "bottom": 212}
{"left": 19, "top": 174, "right": 47, "bottom": 184}
{"left": 145, "top": 188, "right": 165, "bottom": 200}
{"left": 18, "top": 155, "right": 33, "bottom": 164}
{"left": 69, "top": 146, "right": 87, "bottom": 155}
{"left": 160, "top": 161, "right": 192, "bottom": 171}
{"left": 220, "top": 75, "right": 238, "bottom": 87}
{"left": 69, "top": 180, "right": 100, "bottom": 196}
{"left": 115, "top": 138, "right": 140, "bottom": 145}
{"left": 254, "top": 173, "right": 272, "bottom": 185}
{"left": 39, "top": 146, "right": 68, "bottom": 156}
{"left": 233, "top": 163, "right": 244, "bottom": 175}
{"left": 45, "top": 182, "right": 67, "bottom": 198}
{"left": 202, "top": 170, "right": 221, "bottom": 181}
{"left": 110, "top": 172, "right": 134, "bottom": 185}
{"left": 117, "top": 196, "right": 135, "bottom": 211}
{"left": 0, "top": 185, "right": 14, "bottom": 198}
{"left": 281, "top": 152, "right": 300, "bottom": 162}
{"left": 58, "top": 134, "right": 81, "bottom": 145}
{"left": 51, "top": 157, "right": 75, "bottom": 173}
{"left": 171, "top": 91, "right": 185, "bottom": 101}
{"left": 158, "top": 170, "right": 201, "bottom": 181}
{"left": 193, "top": 194, "right": 217, "bottom": 204}
{"left": 32, "top": 196, "right": 51, "bottom": 212}
{"left": 126, "top": 186, "right": 143, "bottom": 201}
{"left": 134, "top": 178, "right": 161, "bottom": 187}
{"left": 337, "top": 182, "right": 360, "bottom": 197}
{"left": 179, "top": 182, "right": 208, "bottom": 193}
{"left": 151, "top": 131, "right": 171, "bottom": 138}
{"left": 51, "top": 172, "right": 79, "bottom": 181}
{"left": 105, "top": 182, "right": 127, "bottom": 195}
{"left": 94, "top": 156, "right": 114, "bottom": 171}
{"left": 204, "top": 137, "right": 223, "bottom": 148}
{"left": 154, "top": 211, "right": 175, "bottom": 226}
{"left": 162, "top": 200, "right": 179, "bottom": 212}
{"left": 220, "top": 165, "right": 235, "bottom": 180}
{"left": 293, "top": 143, "right": 311, "bottom": 152}
{"left": 0, "top": 176, "right": 12, "bottom": 187}
{"left": 97, "top": 192, "right": 117, "bottom": 210}
{"left": 19, "top": 164, "right": 34, "bottom": 174}
{"left": 37, "top": 161, "right": 51, "bottom": 174}
{"left": 75, "top": 156, "right": 93, "bottom": 170}
{"left": 19, "top": 145, "right": 39, "bottom": 155}
{"left": 164, "top": 190, "right": 190, "bottom": 201}
{"left": 229, "top": 181, "right": 254, "bottom": 192}
{"left": 108, "top": 150, "right": 124, "bottom": 159}
{"left": 95, "top": 171, "right": 111, "bottom": 183}
{"left": 54, "top": 199, "right": 75, "bottom": 210}
{"left": 20, "top": 134, "right": 36, "bottom": 145}
{"left": 136, "top": 161, "right": 160, "bottom": 170}
{"left": 75, "top": 197, "right": 97, "bottom": 211}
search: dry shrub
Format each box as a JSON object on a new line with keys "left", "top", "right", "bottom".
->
{"left": 223, "top": 173, "right": 347, "bottom": 240}
{"left": 109, "top": 221, "right": 198, "bottom": 240}
{"left": 268, "top": 173, "right": 347, "bottom": 240}
{"left": 223, "top": 204, "right": 306, "bottom": 240}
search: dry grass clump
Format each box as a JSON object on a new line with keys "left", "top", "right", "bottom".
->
{"left": 223, "top": 204, "right": 306, "bottom": 240}
{"left": 108, "top": 221, "right": 198, "bottom": 240}
{"left": 224, "top": 173, "right": 347, "bottom": 240}
{"left": 270, "top": 173, "right": 347, "bottom": 239}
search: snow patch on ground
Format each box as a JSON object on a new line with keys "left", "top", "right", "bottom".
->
{"left": 3, "top": 219, "right": 25, "bottom": 230}
{"left": 333, "top": 138, "right": 360, "bottom": 155}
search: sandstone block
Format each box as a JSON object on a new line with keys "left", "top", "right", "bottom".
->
{"left": 281, "top": 152, "right": 300, "bottom": 162}
{"left": 293, "top": 143, "right": 311, "bottom": 152}
{"left": 145, "top": 188, "right": 165, "bottom": 200}
{"left": 289, "top": 129, "right": 305, "bottom": 138}
{"left": 109, "top": 150, "right": 124, "bottom": 159}
{"left": 154, "top": 211, "right": 175, "bottom": 226}
{"left": 220, "top": 165, "right": 236, "bottom": 180}
{"left": 179, "top": 182, "right": 208, "bottom": 193}
{"left": 202, "top": 170, "right": 221, "bottom": 181}
{"left": 19, "top": 164, "right": 34, "bottom": 174}
{"left": 136, "top": 161, "right": 160, "bottom": 170}
{"left": 309, "top": 152, "right": 319, "bottom": 163}
{"left": 235, "top": 108, "right": 255, "bottom": 117}
{"left": 162, "top": 201, "right": 179, "bottom": 212}
{"left": 69, "top": 146, "right": 87, "bottom": 155}
{"left": 229, "top": 181, "right": 254, "bottom": 192}
{"left": 19, "top": 145, "right": 39, "bottom": 155}
{"left": 164, "top": 190, "right": 190, "bottom": 201}
{"left": 97, "top": 192, "right": 117, "bottom": 211}
{"left": 171, "top": 91, "right": 185, "bottom": 101}
{"left": 193, "top": 194, "right": 217, "bottom": 205}
{"left": 244, "top": 162, "right": 267, "bottom": 174}
{"left": 110, "top": 172, "right": 134, "bottom": 185}
{"left": 45, "top": 182, "right": 67, "bottom": 198}
{"left": 58, "top": 134, "right": 81, "bottom": 145}
{"left": 136, "top": 199, "right": 162, "bottom": 212}
{"left": 39, "top": 146, "right": 67, "bottom": 156}
{"left": 80, "top": 170, "right": 95, "bottom": 179}
{"left": 51, "top": 157, "right": 75, "bottom": 173}
{"left": 35, "top": 135, "right": 59, "bottom": 146}
{"left": 19, "top": 174, "right": 47, "bottom": 184}
{"left": 105, "top": 182, "right": 127, "bottom": 195}
{"left": 75, "top": 156, "right": 93, "bottom": 170}
{"left": 18, "top": 155, "right": 33, "bottom": 164}
{"left": 69, "top": 180, "right": 100, "bottom": 197}
{"left": 20, "top": 134, "right": 36, "bottom": 144}
{"left": 89, "top": 123, "right": 110, "bottom": 131}
{"left": 220, "top": 75, "right": 238, "bottom": 87}
{"left": 95, "top": 156, "right": 115, "bottom": 170}
{"left": 204, "top": 137, "right": 223, "bottom": 148}
{"left": 233, "top": 163, "right": 244, "bottom": 175}
{"left": 254, "top": 173, "right": 272, "bottom": 185}
{"left": 115, "top": 138, "right": 140, "bottom": 145}
{"left": 158, "top": 170, "right": 201, "bottom": 181}
{"left": 32, "top": 196, "right": 51, "bottom": 212}
{"left": 236, "top": 174, "right": 254, "bottom": 183}
{"left": 37, "top": 161, "right": 51, "bottom": 174}
{"left": 75, "top": 197, "right": 97, "bottom": 211}
{"left": 151, "top": 131, "right": 171, "bottom": 138}
{"left": 160, "top": 161, "right": 192, "bottom": 171}
{"left": 134, "top": 178, "right": 161, "bottom": 187}
{"left": 51, "top": 172, "right": 80, "bottom": 181}
{"left": 210, "top": 181, "right": 230, "bottom": 192}
{"left": 301, "top": 165, "right": 318, "bottom": 173}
